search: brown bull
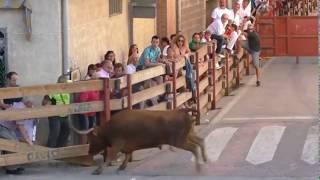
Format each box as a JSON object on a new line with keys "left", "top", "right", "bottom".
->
{"left": 71, "top": 109, "right": 207, "bottom": 175}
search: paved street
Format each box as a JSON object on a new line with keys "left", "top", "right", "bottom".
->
{"left": 0, "top": 57, "right": 318, "bottom": 180}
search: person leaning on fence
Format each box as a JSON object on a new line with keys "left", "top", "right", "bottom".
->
{"left": 137, "top": 35, "right": 164, "bottom": 106}
{"left": 0, "top": 72, "right": 35, "bottom": 175}
{"left": 76, "top": 69, "right": 100, "bottom": 144}
{"left": 42, "top": 75, "right": 71, "bottom": 148}
{"left": 241, "top": 24, "right": 261, "bottom": 87}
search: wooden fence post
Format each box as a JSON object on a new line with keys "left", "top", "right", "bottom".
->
{"left": 172, "top": 62, "right": 177, "bottom": 109}
{"left": 246, "top": 54, "right": 250, "bottom": 75}
{"left": 225, "top": 53, "right": 229, "bottom": 96}
{"left": 127, "top": 75, "right": 132, "bottom": 110}
{"left": 211, "top": 44, "right": 216, "bottom": 110}
{"left": 195, "top": 53, "right": 200, "bottom": 125}
{"left": 236, "top": 57, "right": 240, "bottom": 87}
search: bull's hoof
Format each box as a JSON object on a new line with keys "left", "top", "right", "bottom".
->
{"left": 92, "top": 168, "right": 103, "bottom": 175}
{"left": 118, "top": 165, "right": 127, "bottom": 171}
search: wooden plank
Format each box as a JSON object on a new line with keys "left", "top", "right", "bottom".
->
{"left": 196, "top": 45, "right": 208, "bottom": 61}
{"left": 176, "top": 76, "right": 186, "bottom": 89}
{"left": 199, "top": 78, "right": 209, "bottom": 93}
{"left": 0, "top": 101, "right": 104, "bottom": 121}
{"left": 132, "top": 83, "right": 168, "bottom": 105}
{"left": 215, "top": 68, "right": 223, "bottom": 81}
{"left": 146, "top": 101, "right": 168, "bottom": 111}
{"left": 0, "top": 139, "right": 48, "bottom": 152}
{"left": 131, "top": 65, "right": 166, "bottom": 85}
{"left": 175, "top": 58, "right": 185, "bottom": 71}
{"left": 199, "top": 93, "right": 209, "bottom": 110}
{"left": 176, "top": 92, "right": 192, "bottom": 107}
{"left": 198, "top": 62, "right": 209, "bottom": 77}
{"left": 0, "top": 80, "right": 103, "bottom": 99}
{"left": 0, "top": 145, "right": 89, "bottom": 167}
{"left": 216, "top": 80, "right": 223, "bottom": 96}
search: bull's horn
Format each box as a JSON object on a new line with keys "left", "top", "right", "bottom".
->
{"left": 68, "top": 118, "right": 94, "bottom": 135}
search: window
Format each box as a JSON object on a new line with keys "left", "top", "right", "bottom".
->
{"left": 109, "top": 0, "right": 123, "bottom": 16}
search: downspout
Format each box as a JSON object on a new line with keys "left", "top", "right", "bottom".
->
{"left": 176, "top": 0, "right": 181, "bottom": 32}
{"left": 61, "top": 0, "right": 69, "bottom": 77}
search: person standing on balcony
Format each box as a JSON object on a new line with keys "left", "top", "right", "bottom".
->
{"left": 211, "top": 0, "right": 231, "bottom": 22}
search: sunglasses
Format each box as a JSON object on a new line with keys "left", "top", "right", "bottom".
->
{"left": 178, "top": 39, "right": 184, "bottom": 42}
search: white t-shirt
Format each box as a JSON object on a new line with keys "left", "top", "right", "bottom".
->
{"left": 243, "top": 21, "right": 252, "bottom": 31}
{"left": 162, "top": 45, "right": 170, "bottom": 56}
{"left": 239, "top": 2, "right": 251, "bottom": 22}
{"left": 126, "top": 64, "right": 136, "bottom": 75}
{"left": 207, "top": 19, "right": 228, "bottom": 36}
{"left": 211, "top": 7, "right": 231, "bottom": 20}
{"left": 227, "top": 31, "right": 239, "bottom": 51}
{"left": 96, "top": 69, "right": 109, "bottom": 78}
{"left": 229, "top": 10, "right": 241, "bottom": 26}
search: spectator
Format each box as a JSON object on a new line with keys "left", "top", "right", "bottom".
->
{"left": 242, "top": 24, "right": 261, "bottom": 86}
{"left": 128, "top": 44, "right": 139, "bottom": 59}
{"left": 138, "top": 35, "right": 162, "bottom": 69}
{"left": 172, "top": 34, "right": 191, "bottom": 59}
{"left": 189, "top": 32, "right": 203, "bottom": 52}
{"left": 239, "top": 0, "right": 251, "bottom": 22}
{"left": 0, "top": 72, "right": 33, "bottom": 175}
{"left": 96, "top": 60, "right": 113, "bottom": 78}
{"left": 230, "top": 1, "right": 241, "bottom": 26}
{"left": 170, "top": 34, "right": 177, "bottom": 46}
{"left": 84, "top": 64, "right": 97, "bottom": 80}
{"left": 160, "top": 37, "right": 170, "bottom": 57}
{"left": 201, "top": 30, "right": 212, "bottom": 43}
{"left": 43, "top": 75, "right": 71, "bottom": 148}
{"left": 104, "top": 51, "right": 116, "bottom": 66}
{"left": 211, "top": 0, "right": 231, "bottom": 22}
{"left": 226, "top": 24, "right": 240, "bottom": 55}
{"left": 77, "top": 73, "right": 99, "bottom": 144}
{"left": 112, "top": 63, "right": 125, "bottom": 79}
{"left": 95, "top": 62, "right": 102, "bottom": 72}
{"left": 207, "top": 13, "right": 229, "bottom": 56}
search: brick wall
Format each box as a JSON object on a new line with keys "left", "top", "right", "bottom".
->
{"left": 180, "top": 0, "right": 206, "bottom": 40}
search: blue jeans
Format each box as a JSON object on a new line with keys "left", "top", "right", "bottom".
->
{"left": 78, "top": 114, "right": 96, "bottom": 130}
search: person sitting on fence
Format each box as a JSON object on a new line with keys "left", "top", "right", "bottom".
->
{"left": 207, "top": 13, "right": 229, "bottom": 57}
{"left": 104, "top": 50, "right": 116, "bottom": 66}
{"left": 211, "top": 0, "right": 231, "bottom": 23}
{"left": 84, "top": 64, "right": 97, "bottom": 80}
{"left": 241, "top": 24, "right": 261, "bottom": 87}
{"left": 42, "top": 75, "right": 71, "bottom": 148}
{"left": 97, "top": 60, "right": 114, "bottom": 78}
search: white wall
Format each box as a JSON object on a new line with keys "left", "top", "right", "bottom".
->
{"left": 0, "top": 0, "right": 62, "bottom": 86}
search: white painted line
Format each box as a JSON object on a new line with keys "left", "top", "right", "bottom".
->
{"left": 246, "top": 126, "right": 286, "bottom": 165}
{"left": 223, "top": 116, "right": 317, "bottom": 121}
{"left": 301, "top": 125, "right": 318, "bottom": 165}
{"left": 193, "top": 127, "right": 238, "bottom": 162}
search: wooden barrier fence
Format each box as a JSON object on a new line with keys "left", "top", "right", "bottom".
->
{"left": 0, "top": 43, "right": 250, "bottom": 167}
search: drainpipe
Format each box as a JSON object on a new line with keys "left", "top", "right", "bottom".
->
{"left": 176, "top": 0, "right": 181, "bottom": 32}
{"left": 61, "top": 0, "right": 69, "bottom": 76}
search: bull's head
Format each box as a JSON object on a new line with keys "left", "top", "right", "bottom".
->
{"left": 69, "top": 121, "right": 111, "bottom": 156}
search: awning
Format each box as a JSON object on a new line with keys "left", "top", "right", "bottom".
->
{"left": 0, "top": 0, "right": 32, "bottom": 40}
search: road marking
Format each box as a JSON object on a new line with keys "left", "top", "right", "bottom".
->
{"left": 223, "top": 116, "right": 317, "bottom": 121}
{"left": 246, "top": 126, "right": 286, "bottom": 165}
{"left": 194, "top": 127, "right": 237, "bottom": 163}
{"left": 301, "top": 125, "right": 318, "bottom": 165}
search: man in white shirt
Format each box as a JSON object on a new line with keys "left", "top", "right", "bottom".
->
{"left": 239, "top": 0, "right": 251, "bottom": 23}
{"left": 229, "top": 1, "right": 241, "bottom": 26}
{"left": 207, "top": 13, "right": 229, "bottom": 54}
{"left": 211, "top": 0, "right": 231, "bottom": 22}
